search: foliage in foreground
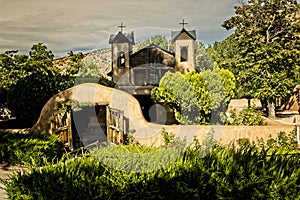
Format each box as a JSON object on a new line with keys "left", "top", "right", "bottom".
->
{"left": 0, "top": 131, "right": 64, "bottom": 166}
{"left": 4, "top": 133, "right": 300, "bottom": 200}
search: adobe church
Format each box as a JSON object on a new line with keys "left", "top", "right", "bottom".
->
{"left": 108, "top": 20, "right": 197, "bottom": 124}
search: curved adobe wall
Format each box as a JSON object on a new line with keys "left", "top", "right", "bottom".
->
{"left": 31, "top": 83, "right": 165, "bottom": 143}
{"left": 31, "top": 83, "right": 295, "bottom": 146}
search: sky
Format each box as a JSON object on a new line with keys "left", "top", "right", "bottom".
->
{"left": 0, "top": 0, "right": 246, "bottom": 58}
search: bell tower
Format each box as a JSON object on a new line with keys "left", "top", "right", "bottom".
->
{"left": 109, "top": 23, "right": 134, "bottom": 83}
{"left": 171, "top": 19, "right": 196, "bottom": 72}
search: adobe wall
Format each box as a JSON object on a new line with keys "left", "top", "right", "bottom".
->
{"left": 135, "top": 125, "right": 295, "bottom": 147}
{"left": 31, "top": 83, "right": 296, "bottom": 147}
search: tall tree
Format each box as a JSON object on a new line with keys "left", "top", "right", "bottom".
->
{"left": 206, "top": 34, "right": 241, "bottom": 77}
{"left": 26, "top": 43, "right": 57, "bottom": 75}
{"left": 0, "top": 50, "right": 28, "bottom": 91}
{"left": 195, "top": 41, "right": 215, "bottom": 71}
{"left": 222, "top": 0, "right": 300, "bottom": 118}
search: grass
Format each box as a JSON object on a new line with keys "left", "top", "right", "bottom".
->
{"left": 2, "top": 135, "right": 300, "bottom": 200}
{"left": 0, "top": 128, "right": 299, "bottom": 199}
{"left": 0, "top": 131, "right": 64, "bottom": 166}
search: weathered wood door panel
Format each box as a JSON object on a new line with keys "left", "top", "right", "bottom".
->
{"left": 107, "top": 107, "right": 124, "bottom": 144}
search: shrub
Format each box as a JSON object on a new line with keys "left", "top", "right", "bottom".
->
{"left": 4, "top": 138, "right": 300, "bottom": 199}
{"left": 161, "top": 128, "right": 175, "bottom": 145}
{"left": 0, "top": 131, "right": 64, "bottom": 166}
{"left": 223, "top": 105, "right": 264, "bottom": 125}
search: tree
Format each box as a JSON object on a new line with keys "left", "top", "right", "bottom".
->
{"left": 3, "top": 44, "right": 72, "bottom": 127}
{"left": 206, "top": 34, "right": 241, "bottom": 77}
{"left": 1, "top": 44, "right": 114, "bottom": 127}
{"left": 0, "top": 43, "right": 57, "bottom": 91}
{"left": 151, "top": 69, "right": 235, "bottom": 125}
{"left": 0, "top": 50, "right": 28, "bottom": 91}
{"left": 222, "top": 0, "right": 300, "bottom": 118}
{"left": 27, "top": 43, "right": 56, "bottom": 75}
{"left": 195, "top": 41, "right": 215, "bottom": 71}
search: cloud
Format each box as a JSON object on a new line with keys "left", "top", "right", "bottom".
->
{"left": 0, "top": 0, "right": 238, "bottom": 57}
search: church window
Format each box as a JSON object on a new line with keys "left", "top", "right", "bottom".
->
{"left": 180, "top": 46, "right": 188, "bottom": 62}
{"left": 117, "top": 51, "right": 126, "bottom": 68}
{"left": 149, "top": 69, "right": 158, "bottom": 85}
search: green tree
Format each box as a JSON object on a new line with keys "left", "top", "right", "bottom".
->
{"left": 195, "top": 41, "right": 215, "bottom": 71}
{"left": 206, "top": 34, "right": 241, "bottom": 78}
{"left": 0, "top": 43, "right": 57, "bottom": 92}
{"left": 7, "top": 72, "right": 73, "bottom": 127}
{"left": 26, "top": 43, "right": 56, "bottom": 75}
{"left": 0, "top": 50, "right": 28, "bottom": 91}
{"left": 151, "top": 69, "right": 235, "bottom": 125}
{"left": 222, "top": 0, "right": 300, "bottom": 118}
{"left": 0, "top": 44, "right": 70, "bottom": 127}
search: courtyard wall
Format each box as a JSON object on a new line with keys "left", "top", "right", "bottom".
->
{"left": 31, "top": 83, "right": 297, "bottom": 147}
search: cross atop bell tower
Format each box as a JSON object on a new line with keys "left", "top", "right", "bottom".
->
{"left": 171, "top": 20, "right": 196, "bottom": 72}
{"left": 109, "top": 23, "right": 134, "bottom": 83}
{"left": 118, "top": 22, "right": 126, "bottom": 33}
{"left": 179, "top": 19, "right": 188, "bottom": 29}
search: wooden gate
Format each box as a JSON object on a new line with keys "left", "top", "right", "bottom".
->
{"left": 50, "top": 110, "right": 72, "bottom": 149}
{"left": 107, "top": 107, "right": 124, "bottom": 144}
{"left": 50, "top": 106, "right": 126, "bottom": 149}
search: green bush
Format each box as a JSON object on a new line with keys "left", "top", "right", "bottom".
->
{"left": 0, "top": 131, "right": 64, "bottom": 166}
{"left": 91, "top": 145, "right": 184, "bottom": 173}
{"left": 151, "top": 69, "right": 236, "bottom": 125}
{"left": 223, "top": 105, "right": 264, "bottom": 125}
{"left": 4, "top": 137, "right": 300, "bottom": 200}
{"left": 161, "top": 128, "right": 175, "bottom": 145}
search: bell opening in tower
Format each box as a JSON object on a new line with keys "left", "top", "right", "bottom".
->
{"left": 180, "top": 46, "right": 188, "bottom": 62}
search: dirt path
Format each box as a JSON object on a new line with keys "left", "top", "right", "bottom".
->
{"left": 0, "top": 164, "right": 11, "bottom": 200}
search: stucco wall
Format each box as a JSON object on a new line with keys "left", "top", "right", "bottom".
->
{"left": 174, "top": 39, "right": 195, "bottom": 67}
{"left": 31, "top": 83, "right": 296, "bottom": 147}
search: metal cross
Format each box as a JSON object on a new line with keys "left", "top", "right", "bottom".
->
{"left": 118, "top": 22, "right": 126, "bottom": 33}
{"left": 179, "top": 19, "right": 188, "bottom": 28}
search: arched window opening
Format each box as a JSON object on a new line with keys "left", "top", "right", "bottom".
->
{"left": 180, "top": 46, "right": 188, "bottom": 62}
{"left": 117, "top": 51, "right": 126, "bottom": 68}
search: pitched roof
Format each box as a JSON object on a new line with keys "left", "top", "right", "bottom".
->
{"left": 109, "top": 31, "right": 135, "bottom": 44}
{"left": 131, "top": 43, "right": 174, "bottom": 58}
{"left": 171, "top": 28, "right": 196, "bottom": 41}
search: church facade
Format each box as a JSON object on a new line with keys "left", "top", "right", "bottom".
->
{"left": 107, "top": 21, "right": 197, "bottom": 123}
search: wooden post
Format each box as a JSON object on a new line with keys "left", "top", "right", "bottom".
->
{"left": 106, "top": 106, "right": 111, "bottom": 144}
{"left": 67, "top": 111, "right": 73, "bottom": 150}
{"left": 119, "top": 111, "right": 124, "bottom": 144}
{"left": 297, "top": 125, "right": 300, "bottom": 148}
